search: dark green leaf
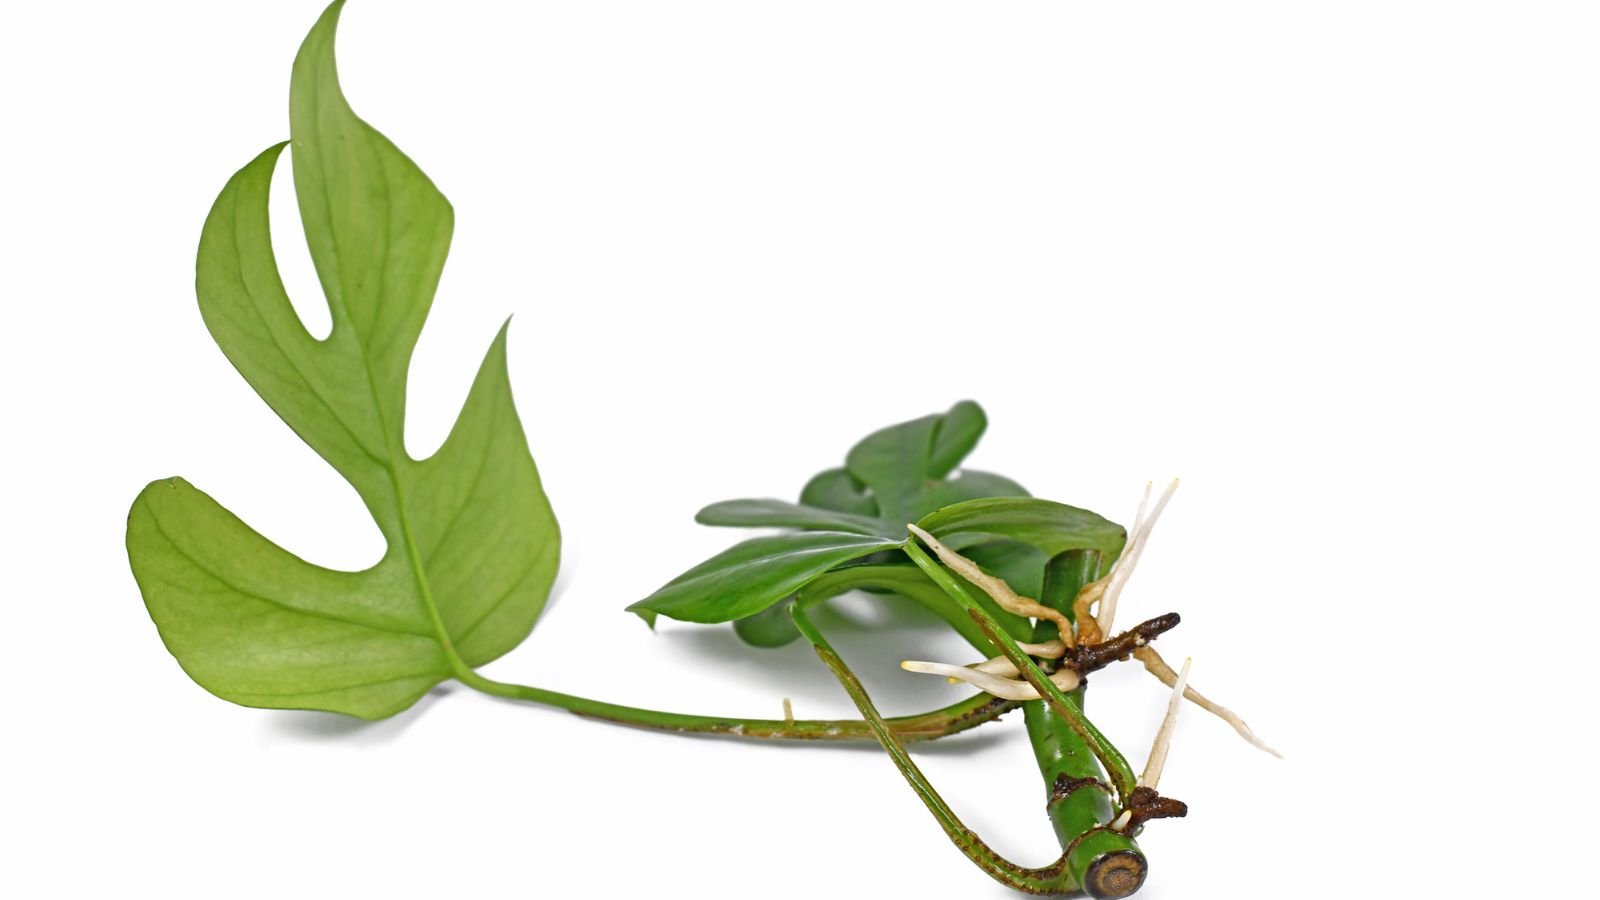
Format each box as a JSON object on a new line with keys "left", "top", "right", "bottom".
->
{"left": 844, "top": 401, "right": 995, "bottom": 526}
{"left": 927, "top": 400, "right": 986, "bottom": 479}
{"left": 845, "top": 413, "right": 940, "bottom": 526}
{"left": 917, "top": 497, "right": 1126, "bottom": 561}
{"left": 793, "top": 565, "right": 1005, "bottom": 648}
{"left": 798, "top": 467, "right": 877, "bottom": 517}
{"left": 629, "top": 532, "right": 904, "bottom": 624}
{"left": 696, "top": 499, "right": 894, "bottom": 537}
{"left": 125, "top": 1, "right": 559, "bottom": 720}
{"left": 907, "top": 469, "right": 1029, "bottom": 522}
{"left": 732, "top": 598, "right": 803, "bottom": 647}
{"left": 959, "top": 539, "right": 1050, "bottom": 600}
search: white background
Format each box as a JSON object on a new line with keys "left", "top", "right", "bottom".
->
{"left": 2, "top": 2, "right": 1595, "bottom": 898}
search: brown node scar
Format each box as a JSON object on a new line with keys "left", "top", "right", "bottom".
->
{"left": 1060, "top": 613, "right": 1181, "bottom": 678}
{"left": 1119, "top": 786, "right": 1189, "bottom": 834}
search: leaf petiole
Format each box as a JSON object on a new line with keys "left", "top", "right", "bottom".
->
{"left": 441, "top": 561, "right": 1021, "bottom": 740}
{"left": 453, "top": 667, "right": 1012, "bottom": 742}
{"left": 788, "top": 604, "right": 1079, "bottom": 895}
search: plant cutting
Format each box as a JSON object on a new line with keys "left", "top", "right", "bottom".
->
{"left": 126, "top": 3, "right": 1276, "bottom": 896}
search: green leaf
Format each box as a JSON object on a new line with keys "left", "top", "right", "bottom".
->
{"left": 793, "top": 565, "right": 1002, "bottom": 649}
{"left": 659, "top": 402, "right": 1032, "bottom": 630}
{"left": 844, "top": 400, "right": 995, "bottom": 525}
{"left": 907, "top": 469, "right": 1029, "bottom": 522}
{"left": 695, "top": 499, "right": 895, "bottom": 537}
{"left": 917, "top": 497, "right": 1125, "bottom": 561}
{"left": 628, "top": 532, "right": 904, "bottom": 624}
{"left": 732, "top": 597, "right": 803, "bottom": 648}
{"left": 125, "top": 0, "right": 559, "bottom": 720}
{"left": 798, "top": 467, "right": 877, "bottom": 517}
{"left": 958, "top": 539, "right": 1050, "bottom": 600}
{"left": 927, "top": 400, "right": 986, "bottom": 479}
{"left": 845, "top": 412, "right": 940, "bottom": 525}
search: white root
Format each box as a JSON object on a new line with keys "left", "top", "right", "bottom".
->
{"left": 1096, "top": 479, "right": 1179, "bottom": 638}
{"left": 1134, "top": 646, "right": 1282, "bottom": 758}
{"left": 907, "top": 524, "right": 1075, "bottom": 642}
{"left": 963, "top": 640, "right": 1067, "bottom": 678}
{"left": 1139, "top": 657, "right": 1191, "bottom": 790}
{"left": 901, "top": 660, "right": 1081, "bottom": 700}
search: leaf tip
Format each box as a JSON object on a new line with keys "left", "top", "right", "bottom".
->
{"left": 627, "top": 605, "right": 659, "bottom": 630}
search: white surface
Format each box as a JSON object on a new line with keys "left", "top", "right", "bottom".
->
{"left": 2, "top": 2, "right": 1595, "bottom": 898}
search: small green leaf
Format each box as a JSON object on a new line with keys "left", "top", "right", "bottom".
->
{"left": 958, "top": 540, "right": 1050, "bottom": 599}
{"left": 907, "top": 469, "right": 1029, "bottom": 522}
{"left": 845, "top": 412, "right": 941, "bottom": 526}
{"left": 798, "top": 467, "right": 877, "bottom": 517}
{"left": 628, "top": 532, "right": 904, "bottom": 624}
{"left": 732, "top": 597, "right": 803, "bottom": 647}
{"left": 841, "top": 400, "right": 997, "bottom": 526}
{"left": 793, "top": 565, "right": 1003, "bottom": 648}
{"left": 917, "top": 497, "right": 1126, "bottom": 561}
{"left": 695, "top": 499, "right": 895, "bottom": 537}
{"left": 927, "top": 400, "right": 986, "bottom": 479}
{"left": 126, "top": 1, "right": 559, "bottom": 719}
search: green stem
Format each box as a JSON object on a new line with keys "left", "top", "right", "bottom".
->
{"left": 1029, "top": 551, "right": 1148, "bottom": 898}
{"left": 1031, "top": 551, "right": 1115, "bottom": 846}
{"left": 452, "top": 564, "right": 1018, "bottom": 742}
{"left": 903, "top": 540, "right": 1140, "bottom": 806}
{"left": 789, "top": 604, "right": 1079, "bottom": 895}
{"left": 457, "top": 668, "right": 1009, "bottom": 741}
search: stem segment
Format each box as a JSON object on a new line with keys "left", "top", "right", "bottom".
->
{"left": 452, "top": 564, "right": 1018, "bottom": 742}
{"left": 789, "top": 604, "right": 1080, "bottom": 894}
{"left": 457, "top": 667, "right": 1012, "bottom": 741}
{"left": 1030, "top": 551, "right": 1148, "bottom": 899}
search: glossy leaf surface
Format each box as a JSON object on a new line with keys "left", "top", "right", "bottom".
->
{"left": 701, "top": 401, "right": 1026, "bottom": 539}
{"left": 696, "top": 499, "right": 893, "bottom": 537}
{"left": 650, "top": 402, "right": 1038, "bottom": 631}
{"left": 916, "top": 497, "right": 1126, "bottom": 561}
{"left": 628, "top": 532, "right": 904, "bottom": 624}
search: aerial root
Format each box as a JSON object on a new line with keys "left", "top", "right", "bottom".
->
{"left": 907, "top": 524, "right": 1076, "bottom": 646}
{"left": 1134, "top": 646, "right": 1281, "bottom": 758}
{"left": 901, "top": 659, "right": 1080, "bottom": 700}
{"left": 1094, "top": 479, "right": 1178, "bottom": 638}
{"left": 963, "top": 640, "right": 1066, "bottom": 679}
{"left": 1139, "top": 656, "right": 1191, "bottom": 790}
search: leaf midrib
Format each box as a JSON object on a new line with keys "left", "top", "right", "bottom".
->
{"left": 302, "top": 114, "right": 475, "bottom": 683}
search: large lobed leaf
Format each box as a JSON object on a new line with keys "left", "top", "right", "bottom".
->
{"left": 126, "top": 1, "right": 559, "bottom": 720}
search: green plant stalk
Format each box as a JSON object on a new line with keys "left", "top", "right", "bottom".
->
{"left": 457, "top": 669, "right": 1008, "bottom": 741}
{"left": 1027, "top": 551, "right": 1146, "bottom": 896}
{"left": 903, "top": 540, "right": 1140, "bottom": 805}
{"left": 455, "top": 563, "right": 1017, "bottom": 741}
{"left": 1028, "top": 551, "right": 1117, "bottom": 847}
{"left": 789, "top": 604, "right": 1079, "bottom": 895}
